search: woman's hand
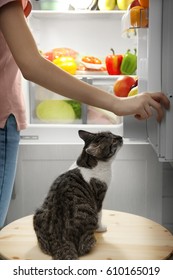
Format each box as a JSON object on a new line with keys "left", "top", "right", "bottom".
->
{"left": 114, "top": 92, "right": 170, "bottom": 122}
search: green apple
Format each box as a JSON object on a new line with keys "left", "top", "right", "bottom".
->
{"left": 98, "top": 0, "right": 116, "bottom": 10}
{"left": 117, "top": 0, "right": 133, "bottom": 10}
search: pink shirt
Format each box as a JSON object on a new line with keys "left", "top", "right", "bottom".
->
{"left": 0, "top": 0, "right": 31, "bottom": 130}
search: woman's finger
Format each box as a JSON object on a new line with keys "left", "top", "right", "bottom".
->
{"left": 144, "top": 104, "right": 153, "bottom": 118}
{"left": 149, "top": 98, "right": 164, "bottom": 122}
{"left": 150, "top": 92, "right": 170, "bottom": 109}
{"left": 134, "top": 108, "right": 150, "bottom": 120}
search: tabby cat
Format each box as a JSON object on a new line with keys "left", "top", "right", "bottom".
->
{"left": 33, "top": 130, "right": 123, "bottom": 259}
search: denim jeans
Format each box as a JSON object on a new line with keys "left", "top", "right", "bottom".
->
{"left": 0, "top": 115, "right": 20, "bottom": 227}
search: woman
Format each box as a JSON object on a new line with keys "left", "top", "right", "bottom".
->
{"left": 0, "top": 0, "right": 170, "bottom": 227}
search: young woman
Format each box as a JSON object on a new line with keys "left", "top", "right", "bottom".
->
{"left": 0, "top": 0, "right": 170, "bottom": 227}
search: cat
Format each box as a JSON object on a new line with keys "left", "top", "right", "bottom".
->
{"left": 33, "top": 130, "right": 123, "bottom": 260}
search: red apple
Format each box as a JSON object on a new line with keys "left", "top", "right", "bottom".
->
{"left": 128, "top": 0, "right": 141, "bottom": 9}
{"left": 113, "top": 76, "right": 136, "bottom": 97}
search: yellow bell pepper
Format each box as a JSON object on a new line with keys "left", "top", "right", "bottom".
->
{"left": 53, "top": 56, "right": 77, "bottom": 75}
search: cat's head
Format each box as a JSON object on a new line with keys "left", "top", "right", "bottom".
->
{"left": 78, "top": 130, "right": 123, "bottom": 161}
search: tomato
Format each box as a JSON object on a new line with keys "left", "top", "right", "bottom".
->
{"left": 82, "top": 56, "right": 102, "bottom": 64}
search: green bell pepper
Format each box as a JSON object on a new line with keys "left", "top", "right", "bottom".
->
{"left": 120, "top": 49, "right": 137, "bottom": 75}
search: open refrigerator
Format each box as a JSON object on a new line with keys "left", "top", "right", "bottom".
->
{"left": 21, "top": 6, "right": 135, "bottom": 143}
{"left": 21, "top": 0, "right": 173, "bottom": 162}
{"left": 6, "top": 0, "right": 173, "bottom": 227}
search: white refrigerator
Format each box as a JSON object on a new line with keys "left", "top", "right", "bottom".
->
{"left": 7, "top": 0, "right": 173, "bottom": 233}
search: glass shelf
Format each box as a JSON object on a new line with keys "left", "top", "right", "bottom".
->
{"left": 30, "top": 10, "right": 125, "bottom": 19}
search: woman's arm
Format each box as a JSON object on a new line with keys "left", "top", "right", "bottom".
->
{"left": 0, "top": 1, "right": 170, "bottom": 121}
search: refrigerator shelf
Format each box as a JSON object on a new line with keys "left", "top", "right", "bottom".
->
{"left": 30, "top": 10, "right": 125, "bottom": 19}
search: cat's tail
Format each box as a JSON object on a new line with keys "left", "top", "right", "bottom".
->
{"left": 52, "top": 241, "right": 78, "bottom": 260}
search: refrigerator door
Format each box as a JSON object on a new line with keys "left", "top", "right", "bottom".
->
{"left": 122, "top": 7, "right": 149, "bottom": 140}
{"left": 147, "top": 0, "right": 173, "bottom": 162}
{"left": 159, "top": 0, "right": 173, "bottom": 161}
{"left": 123, "top": 27, "right": 148, "bottom": 140}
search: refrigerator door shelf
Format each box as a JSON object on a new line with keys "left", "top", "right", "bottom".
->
{"left": 149, "top": 95, "right": 173, "bottom": 162}
{"left": 158, "top": 96, "right": 173, "bottom": 162}
{"left": 121, "top": 7, "right": 149, "bottom": 39}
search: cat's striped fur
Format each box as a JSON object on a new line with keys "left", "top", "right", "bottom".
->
{"left": 33, "top": 130, "right": 123, "bottom": 259}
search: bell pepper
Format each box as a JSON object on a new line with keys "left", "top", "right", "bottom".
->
{"left": 53, "top": 56, "right": 77, "bottom": 75}
{"left": 120, "top": 49, "right": 137, "bottom": 75}
{"left": 105, "top": 49, "right": 123, "bottom": 75}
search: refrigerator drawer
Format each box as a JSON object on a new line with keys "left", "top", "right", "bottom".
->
{"left": 28, "top": 77, "right": 122, "bottom": 126}
{"left": 29, "top": 82, "right": 83, "bottom": 124}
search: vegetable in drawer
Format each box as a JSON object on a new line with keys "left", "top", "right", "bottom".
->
{"left": 36, "top": 100, "right": 76, "bottom": 123}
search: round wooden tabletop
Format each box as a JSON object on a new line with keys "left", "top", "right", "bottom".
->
{"left": 0, "top": 209, "right": 173, "bottom": 260}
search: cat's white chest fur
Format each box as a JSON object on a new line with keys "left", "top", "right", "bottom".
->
{"left": 70, "top": 161, "right": 112, "bottom": 185}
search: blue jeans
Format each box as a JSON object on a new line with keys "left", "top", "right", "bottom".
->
{"left": 0, "top": 115, "right": 20, "bottom": 227}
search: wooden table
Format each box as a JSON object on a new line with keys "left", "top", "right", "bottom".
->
{"left": 0, "top": 210, "right": 173, "bottom": 260}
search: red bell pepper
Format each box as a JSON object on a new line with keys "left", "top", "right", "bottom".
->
{"left": 105, "top": 49, "right": 123, "bottom": 75}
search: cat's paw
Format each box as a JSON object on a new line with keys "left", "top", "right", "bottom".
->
{"left": 95, "top": 224, "right": 107, "bottom": 233}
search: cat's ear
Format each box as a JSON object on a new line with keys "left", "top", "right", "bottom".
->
{"left": 86, "top": 144, "right": 101, "bottom": 157}
{"left": 78, "top": 130, "right": 94, "bottom": 141}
